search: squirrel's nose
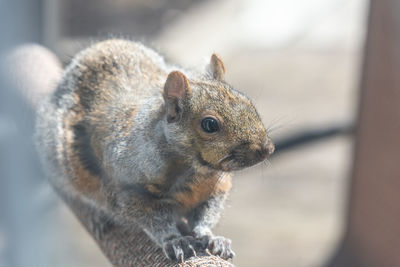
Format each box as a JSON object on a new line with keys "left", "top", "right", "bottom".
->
{"left": 256, "top": 139, "right": 275, "bottom": 159}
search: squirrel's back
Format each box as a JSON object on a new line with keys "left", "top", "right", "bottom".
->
{"left": 36, "top": 39, "right": 170, "bottom": 199}
{"left": 56, "top": 40, "right": 168, "bottom": 109}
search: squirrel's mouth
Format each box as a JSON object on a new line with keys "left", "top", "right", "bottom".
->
{"left": 196, "top": 139, "right": 274, "bottom": 172}
{"left": 218, "top": 143, "right": 274, "bottom": 171}
{"left": 196, "top": 153, "right": 232, "bottom": 171}
{"left": 196, "top": 153, "right": 265, "bottom": 172}
{"left": 219, "top": 154, "right": 263, "bottom": 171}
{"left": 217, "top": 154, "right": 239, "bottom": 171}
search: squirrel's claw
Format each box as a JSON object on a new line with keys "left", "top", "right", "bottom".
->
{"left": 206, "top": 236, "right": 235, "bottom": 260}
{"left": 162, "top": 236, "right": 199, "bottom": 262}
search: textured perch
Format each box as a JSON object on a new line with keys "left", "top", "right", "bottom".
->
{"left": 67, "top": 194, "right": 235, "bottom": 267}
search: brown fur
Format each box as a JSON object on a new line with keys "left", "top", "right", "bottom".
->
{"left": 36, "top": 39, "right": 273, "bottom": 261}
{"left": 61, "top": 106, "right": 103, "bottom": 200}
{"left": 173, "top": 174, "right": 232, "bottom": 212}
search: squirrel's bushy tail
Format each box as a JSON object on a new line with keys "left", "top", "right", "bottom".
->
{"left": 2, "top": 44, "right": 62, "bottom": 108}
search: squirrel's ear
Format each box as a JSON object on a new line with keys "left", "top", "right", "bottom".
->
{"left": 209, "top": 53, "right": 226, "bottom": 81}
{"left": 163, "top": 71, "right": 191, "bottom": 123}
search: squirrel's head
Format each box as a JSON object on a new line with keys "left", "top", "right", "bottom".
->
{"left": 162, "top": 54, "right": 274, "bottom": 172}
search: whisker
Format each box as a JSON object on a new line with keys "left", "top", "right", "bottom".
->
{"left": 213, "top": 172, "right": 226, "bottom": 191}
{"left": 265, "top": 115, "right": 297, "bottom": 135}
{"left": 217, "top": 154, "right": 233, "bottom": 164}
{"left": 266, "top": 124, "right": 286, "bottom": 134}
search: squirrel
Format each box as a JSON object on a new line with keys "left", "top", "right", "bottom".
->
{"left": 35, "top": 39, "right": 275, "bottom": 262}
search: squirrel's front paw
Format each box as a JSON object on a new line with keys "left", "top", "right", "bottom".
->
{"left": 201, "top": 235, "right": 235, "bottom": 260}
{"left": 162, "top": 236, "right": 202, "bottom": 262}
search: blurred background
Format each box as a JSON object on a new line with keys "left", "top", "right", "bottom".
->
{"left": 0, "top": 0, "right": 370, "bottom": 266}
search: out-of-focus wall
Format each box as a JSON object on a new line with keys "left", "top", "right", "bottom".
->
{"left": 1, "top": 1, "right": 368, "bottom": 266}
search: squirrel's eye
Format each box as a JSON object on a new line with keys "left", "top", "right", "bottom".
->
{"left": 201, "top": 117, "right": 220, "bottom": 133}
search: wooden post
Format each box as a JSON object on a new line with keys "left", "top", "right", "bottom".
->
{"left": 327, "top": 0, "right": 400, "bottom": 266}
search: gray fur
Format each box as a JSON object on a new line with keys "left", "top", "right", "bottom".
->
{"left": 35, "top": 39, "right": 274, "bottom": 261}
